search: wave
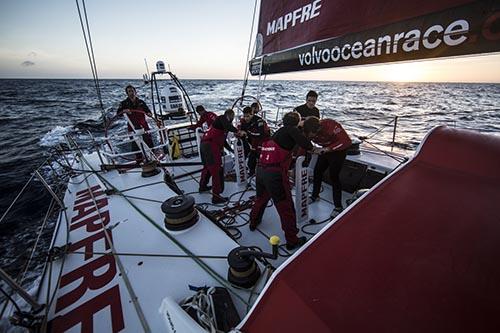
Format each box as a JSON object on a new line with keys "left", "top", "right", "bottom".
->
{"left": 0, "top": 116, "right": 19, "bottom": 124}
{"left": 39, "top": 125, "right": 74, "bottom": 147}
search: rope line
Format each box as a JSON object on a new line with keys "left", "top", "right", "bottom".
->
{"left": 75, "top": 0, "right": 104, "bottom": 112}
{"left": 239, "top": 0, "right": 258, "bottom": 102}
{"left": 68, "top": 251, "right": 228, "bottom": 260}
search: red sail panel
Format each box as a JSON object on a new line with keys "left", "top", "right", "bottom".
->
{"left": 258, "top": 0, "right": 475, "bottom": 55}
{"left": 251, "top": 0, "right": 500, "bottom": 75}
{"left": 241, "top": 126, "right": 500, "bottom": 332}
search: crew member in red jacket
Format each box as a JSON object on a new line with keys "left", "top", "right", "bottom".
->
{"left": 188, "top": 105, "right": 217, "bottom": 131}
{"left": 310, "top": 117, "right": 352, "bottom": 217}
{"left": 249, "top": 112, "right": 320, "bottom": 250}
{"left": 117, "top": 85, "right": 154, "bottom": 161}
{"left": 239, "top": 106, "right": 270, "bottom": 176}
{"left": 199, "top": 109, "right": 245, "bottom": 204}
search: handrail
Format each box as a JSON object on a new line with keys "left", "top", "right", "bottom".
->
{"left": 0, "top": 148, "right": 74, "bottom": 321}
{"left": 101, "top": 119, "right": 200, "bottom": 163}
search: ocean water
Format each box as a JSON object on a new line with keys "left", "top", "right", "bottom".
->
{"left": 0, "top": 78, "right": 499, "bottom": 297}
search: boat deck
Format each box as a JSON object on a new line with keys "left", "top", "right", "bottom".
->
{"left": 170, "top": 159, "right": 343, "bottom": 265}
{"left": 35, "top": 144, "right": 402, "bottom": 332}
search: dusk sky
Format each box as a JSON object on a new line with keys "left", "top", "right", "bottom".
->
{"left": 1, "top": 0, "right": 499, "bottom": 82}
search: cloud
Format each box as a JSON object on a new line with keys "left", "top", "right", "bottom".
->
{"left": 21, "top": 61, "right": 35, "bottom": 67}
{"left": 28, "top": 51, "right": 37, "bottom": 58}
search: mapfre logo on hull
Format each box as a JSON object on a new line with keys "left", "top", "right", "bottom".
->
{"left": 49, "top": 185, "right": 125, "bottom": 332}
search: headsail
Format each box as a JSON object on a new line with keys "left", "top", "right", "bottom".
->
{"left": 239, "top": 127, "right": 500, "bottom": 332}
{"left": 250, "top": 0, "right": 500, "bottom": 75}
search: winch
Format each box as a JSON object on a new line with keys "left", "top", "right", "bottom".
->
{"left": 227, "top": 236, "right": 280, "bottom": 288}
{"left": 347, "top": 138, "right": 362, "bottom": 155}
{"left": 161, "top": 195, "right": 199, "bottom": 231}
{"left": 141, "top": 160, "right": 161, "bottom": 177}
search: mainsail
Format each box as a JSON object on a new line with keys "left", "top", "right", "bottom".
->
{"left": 250, "top": 0, "right": 500, "bottom": 75}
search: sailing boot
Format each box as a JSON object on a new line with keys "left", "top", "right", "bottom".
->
{"left": 198, "top": 185, "right": 212, "bottom": 192}
{"left": 285, "top": 236, "right": 307, "bottom": 251}
{"left": 330, "top": 206, "right": 344, "bottom": 217}
{"left": 212, "top": 195, "right": 228, "bottom": 204}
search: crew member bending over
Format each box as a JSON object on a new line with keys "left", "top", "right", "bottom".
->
{"left": 188, "top": 105, "right": 217, "bottom": 131}
{"left": 249, "top": 112, "right": 320, "bottom": 250}
{"left": 240, "top": 106, "right": 270, "bottom": 176}
{"left": 310, "top": 117, "right": 352, "bottom": 217}
{"left": 117, "top": 85, "right": 154, "bottom": 161}
{"left": 200, "top": 109, "right": 245, "bottom": 204}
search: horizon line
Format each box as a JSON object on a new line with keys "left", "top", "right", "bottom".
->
{"left": 0, "top": 77, "right": 498, "bottom": 84}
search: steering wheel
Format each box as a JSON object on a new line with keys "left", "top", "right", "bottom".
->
{"left": 231, "top": 95, "right": 262, "bottom": 117}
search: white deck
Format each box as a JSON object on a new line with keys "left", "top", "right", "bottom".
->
{"left": 36, "top": 145, "right": 401, "bottom": 332}
{"left": 169, "top": 158, "right": 343, "bottom": 265}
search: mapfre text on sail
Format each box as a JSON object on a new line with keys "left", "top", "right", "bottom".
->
{"left": 266, "top": 0, "right": 322, "bottom": 36}
{"left": 298, "top": 19, "right": 469, "bottom": 67}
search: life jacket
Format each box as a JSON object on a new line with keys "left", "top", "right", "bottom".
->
{"left": 201, "top": 125, "right": 226, "bottom": 148}
{"left": 259, "top": 139, "right": 292, "bottom": 170}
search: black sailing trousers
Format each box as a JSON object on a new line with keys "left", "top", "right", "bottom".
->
{"left": 311, "top": 150, "right": 347, "bottom": 208}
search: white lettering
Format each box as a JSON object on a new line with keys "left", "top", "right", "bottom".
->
{"left": 393, "top": 32, "right": 405, "bottom": 53}
{"left": 444, "top": 19, "right": 469, "bottom": 46}
{"left": 351, "top": 41, "right": 363, "bottom": 59}
{"left": 295, "top": 18, "right": 470, "bottom": 67}
{"left": 377, "top": 35, "right": 392, "bottom": 55}
{"left": 266, "top": 1, "right": 321, "bottom": 36}
{"left": 310, "top": 0, "right": 322, "bottom": 19}
{"left": 363, "top": 39, "right": 376, "bottom": 57}
{"left": 304, "top": 52, "right": 312, "bottom": 65}
{"left": 321, "top": 48, "right": 330, "bottom": 62}
{"left": 423, "top": 24, "right": 444, "bottom": 49}
{"left": 267, "top": 21, "right": 276, "bottom": 36}
{"left": 275, "top": 17, "right": 283, "bottom": 33}
{"left": 341, "top": 44, "right": 351, "bottom": 60}
{"left": 403, "top": 29, "right": 421, "bottom": 52}
{"left": 331, "top": 46, "right": 341, "bottom": 61}
{"left": 284, "top": 13, "right": 293, "bottom": 30}
{"left": 292, "top": 8, "right": 302, "bottom": 27}
{"left": 301, "top": 4, "right": 312, "bottom": 22}
{"left": 313, "top": 46, "right": 321, "bottom": 64}
{"left": 299, "top": 53, "right": 305, "bottom": 66}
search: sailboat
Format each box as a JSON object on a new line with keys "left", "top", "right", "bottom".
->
{"left": 1, "top": 0, "right": 499, "bottom": 332}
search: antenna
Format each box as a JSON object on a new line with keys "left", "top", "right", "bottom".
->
{"left": 144, "top": 58, "right": 151, "bottom": 80}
